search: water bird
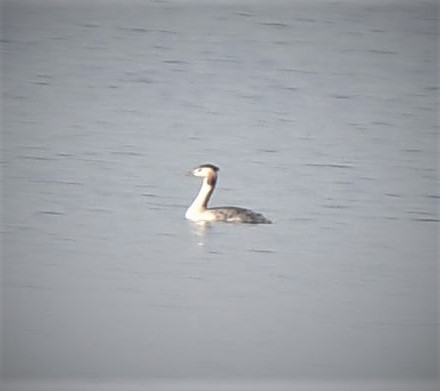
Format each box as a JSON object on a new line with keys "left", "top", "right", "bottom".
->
{"left": 185, "top": 163, "right": 272, "bottom": 224}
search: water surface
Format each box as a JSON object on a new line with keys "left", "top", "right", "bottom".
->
{"left": 1, "top": 0, "right": 438, "bottom": 390}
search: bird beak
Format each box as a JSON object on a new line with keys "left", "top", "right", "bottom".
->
{"left": 186, "top": 170, "right": 193, "bottom": 177}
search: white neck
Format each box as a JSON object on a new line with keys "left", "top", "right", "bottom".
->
{"left": 185, "top": 177, "right": 215, "bottom": 220}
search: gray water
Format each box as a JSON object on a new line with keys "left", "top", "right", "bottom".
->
{"left": 1, "top": 0, "right": 439, "bottom": 390}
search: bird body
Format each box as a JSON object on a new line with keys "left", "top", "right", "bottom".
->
{"left": 185, "top": 164, "right": 271, "bottom": 224}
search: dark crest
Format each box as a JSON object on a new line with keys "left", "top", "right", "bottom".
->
{"left": 198, "top": 163, "right": 220, "bottom": 172}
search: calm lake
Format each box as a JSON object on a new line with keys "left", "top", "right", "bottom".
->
{"left": 1, "top": 0, "right": 438, "bottom": 390}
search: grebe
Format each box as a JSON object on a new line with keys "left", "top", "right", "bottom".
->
{"left": 185, "top": 163, "right": 272, "bottom": 224}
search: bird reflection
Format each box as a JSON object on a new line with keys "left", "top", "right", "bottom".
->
{"left": 189, "top": 220, "right": 211, "bottom": 247}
